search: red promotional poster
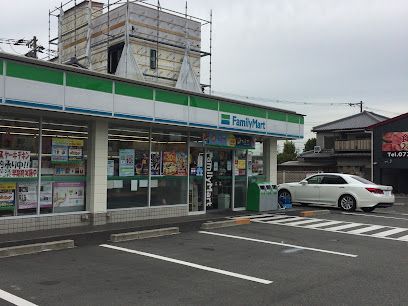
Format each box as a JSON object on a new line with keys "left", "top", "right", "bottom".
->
{"left": 382, "top": 132, "right": 408, "bottom": 151}
{"left": 382, "top": 132, "right": 408, "bottom": 157}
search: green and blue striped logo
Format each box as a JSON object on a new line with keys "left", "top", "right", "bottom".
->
{"left": 221, "top": 114, "right": 230, "bottom": 125}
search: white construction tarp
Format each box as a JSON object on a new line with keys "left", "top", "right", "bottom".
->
{"left": 115, "top": 44, "right": 145, "bottom": 81}
{"left": 176, "top": 50, "right": 201, "bottom": 92}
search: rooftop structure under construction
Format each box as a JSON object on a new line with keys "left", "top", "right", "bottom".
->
{"left": 49, "top": 0, "right": 212, "bottom": 92}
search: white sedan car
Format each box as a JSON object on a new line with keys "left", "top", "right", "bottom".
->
{"left": 278, "top": 173, "right": 394, "bottom": 212}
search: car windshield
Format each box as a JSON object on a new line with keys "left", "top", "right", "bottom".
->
{"left": 351, "top": 175, "right": 375, "bottom": 185}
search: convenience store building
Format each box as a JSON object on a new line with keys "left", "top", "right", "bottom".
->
{"left": 0, "top": 52, "right": 304, "bottom": 234}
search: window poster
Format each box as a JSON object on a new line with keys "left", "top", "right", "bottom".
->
{"left": 151, "top": 152, "right": 162, "bottom": 175}
{"left": 17, "top": 182, "right": 53, "bottom": 210}
{"left": 0, "top": 149, "right": 37, "bottom": 178}
{"left": 17, "top": 182, "right": 37, "bottom": 209}
{"left": 176, "top": 152, "right": 188, "bottom": 176}
{"left": 119, "top": 149, "right": 135, "bottom": 177}
{"left": 51, "top": 138, "right": 84, "bottom": 163}
{"left": 163, "top": 152, "right": 177, "bottom": 176}
{"left": 0, "top": 182, "right": 16, "bottom": 211}
{"left": 54, "top": 164, "right": 85, "bottom": 176}
{"left": 135, "top": 151, "right": 149, "bottom": 175}
{"left": 53, "top": 182, "right": 84, "bottom": 208}
{"left": 107, "top": 160, "right": 115, "bottom": 177}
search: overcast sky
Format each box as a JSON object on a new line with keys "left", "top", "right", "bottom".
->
{"left": 0, "top": 0, "right": 407, "bottom": 150}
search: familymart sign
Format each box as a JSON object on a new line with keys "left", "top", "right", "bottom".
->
{"left": 220, "top": 113, "right": 266, "bottom": 133}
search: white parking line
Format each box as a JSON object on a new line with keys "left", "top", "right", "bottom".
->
{"left": 372, "top": 228, "right": 408, "bottom": 238}
{"left": 324, "top": 223, "right": 364, "bottom": 232}
{"left": 347, "top": 225, "right": 385, "bottom": 234}
{"left": 198, "top": 231, "right": 358, "bottom": 258}
{"left": 0, "top": 289, "right": 38, "bottom": 306}
{"left": 100, "top": 244, "right": 273, "bottom": 285}
{"left": 304, "top": 220, "right": 343, "bottom": 228}
{"left": 342, "top": 212, "right": 408, "bottom": 221}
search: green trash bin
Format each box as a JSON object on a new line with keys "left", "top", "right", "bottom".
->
{"left": 247, "top": 182, "right": 277, "bottom": 212}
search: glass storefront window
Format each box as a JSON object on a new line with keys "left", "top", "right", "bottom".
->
{"left": 41, "top": 120, "right": 88, "bottom": 213}
{"left": 189, "top": 133, "right": 204, "bottom": 212}
{"left": 0, "top": 116, "right": 39, "bottom": 217}
{"left": 249, "top": 141, "right": 265, "bottom": 182}
{"left": 207, "top": 149, "right": 233, "bottom": 210}
{"left": 234, "top": 149, "right": 247, "bottom": 208}
{"left": 107, "top": 126, "right": 150, "bottom": 209}
{"left": 150, "top": 129, "right": 188, "bottom": 206}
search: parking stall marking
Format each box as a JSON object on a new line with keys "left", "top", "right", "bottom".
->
{"left": 199, "top": 231, "right": 358, "bottom": 258}
{"left": 342, "top": 212, "right": 408, "bottom": 221}
{"left": 0, "top": 289, "right": 38, "bottom": 306}
{"left": 346, "top": 225, "right": 385, "bottom": 234}
{"left": 100, "top": 244, "right": 273, "bottom": 285}
{"left": 372, "top": 228, "right": 408, "bottom": 238}
{"left": 241, "top": 214, "right": 408, "bottom": 242}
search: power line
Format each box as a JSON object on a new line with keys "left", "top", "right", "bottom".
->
{"left": 211, "top": 90, "right": 350, "bottom": 106}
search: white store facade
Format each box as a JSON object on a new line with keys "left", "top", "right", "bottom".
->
{"left": 0, "top": 52, "right": 304, "bottom": 234}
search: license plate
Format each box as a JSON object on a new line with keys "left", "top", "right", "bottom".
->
{"left": 384, "top": 191, "right": 391, "bottom": 196}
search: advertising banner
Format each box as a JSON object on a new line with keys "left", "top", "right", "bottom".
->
{"left": 53, "top": 182, "right": 84, "bottom": 208}
{"left": 52, "top": 138, "right": 84, "bottom": 163}
{"left": 382, "top": 132, "right": 408, "bottom": 158}
{"left": 203, "top": 132, "right": 255, "bottom": 149}
{"left": 0, "top": 149, "right": 37, "bottom": 178}
{"left": 119, "top": 149, "right": 135, "bottom": 177}
{"left": 0, "top": 182, "right": 16, "bottom": 211}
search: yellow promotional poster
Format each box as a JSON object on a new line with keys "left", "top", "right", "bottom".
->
{"left": 237, "top": 159, "right": 246, "bottom": 170}
{"left": 0, "top": 182, "right": 16, "bottom": 210}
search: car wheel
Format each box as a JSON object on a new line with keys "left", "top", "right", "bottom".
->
{"left": 339, "top": 195, "right": 357, "bottom": 212}
{"left": 278, "top": 190, "right": 292, "bottom": 202}
{"left": 361, "top": 207, "right": 375, "bottom": 213}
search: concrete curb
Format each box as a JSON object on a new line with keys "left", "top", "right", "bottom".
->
{"left": 110, "top": 227, "right": 180, "bottom": 242}
{"left": 299, "top": 210, "right": 331, "bottom": 217}
{"left": 201, "top": 218, "right": 251, "bottom": 230}
{"left": 0, "top": 240, "right": 74, "bottom": 258}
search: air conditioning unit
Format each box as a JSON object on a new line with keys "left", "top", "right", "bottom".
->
{"left": 314, "top": 146, "right": 321, "bottom": 153}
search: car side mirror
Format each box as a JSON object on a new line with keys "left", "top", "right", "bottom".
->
{"left": 300, "top": 180, "right": 307, "bottom": 185}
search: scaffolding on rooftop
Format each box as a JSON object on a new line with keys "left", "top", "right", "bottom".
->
{"left": 48, "top": 0, "right": 213, "bottom": 93}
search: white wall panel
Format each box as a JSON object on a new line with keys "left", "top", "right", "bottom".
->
{"left": 114, "top": 95, "right": 154, "bottom": 120}
{"left": 155, "top": 101, "right": 188, "bottom": 124}
{"left": 267, "top": 119, "right": 287, "bottom": 136}
{"left": 189, "top": 108, "right": 218, "bottom": 127}
{"left": 5, "top": 77, "right": 64, "bottom": 108}
{"left": 65, "top": 86, "right": 113, "bottom": 114}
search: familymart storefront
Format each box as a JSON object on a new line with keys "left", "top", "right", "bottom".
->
{"left": 0, "top": 53, "right": 304, "bottom": 234}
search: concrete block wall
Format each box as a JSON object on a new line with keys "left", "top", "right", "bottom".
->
{"left": 107, "top": 205, "right": 189, "bottom": 224}
{"left": 0, "top": 213, "right": 91, "bottom": 234}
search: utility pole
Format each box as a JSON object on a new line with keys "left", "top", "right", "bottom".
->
{"left": 348, "top": 101, "right": 363, "bottom": 113}
{"left": 25, "top": 36, "right": 40, "bottom": 59}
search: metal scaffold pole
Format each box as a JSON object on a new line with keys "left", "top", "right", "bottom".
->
{"left": 209, "top": 9, "right": 213, "bottom": 95}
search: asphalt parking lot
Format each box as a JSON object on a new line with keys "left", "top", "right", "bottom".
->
{"left": 1, "top": 202, "right": 408, "bottom": 306}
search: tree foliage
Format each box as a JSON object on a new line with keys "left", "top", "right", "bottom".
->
{"left": 304, "top": 138, "right": 317, "bottom": 152}
{"left": 278, "top": 141, "right": 297, "bottom": 164}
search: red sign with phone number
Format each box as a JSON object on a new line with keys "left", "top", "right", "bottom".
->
{"left": 382, "top": 132, "right": 408, "bottom": 157}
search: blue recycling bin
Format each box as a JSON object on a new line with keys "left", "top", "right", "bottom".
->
{"left": 279, "top": 195, "right": 292, "bottom": 209}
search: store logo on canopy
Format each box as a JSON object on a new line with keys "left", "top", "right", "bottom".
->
{"left": 220, "top": 113, "right": 266, "bottom": 131}
{"left": 221, "top": 114, "right": 230, "bottom": 125}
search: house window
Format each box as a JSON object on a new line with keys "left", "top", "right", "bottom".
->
{"left": 150, "top": 49, "right": 157, "bottom": 70}
{"left": 107, "top": 43, "right": 124, "bottom": 74}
